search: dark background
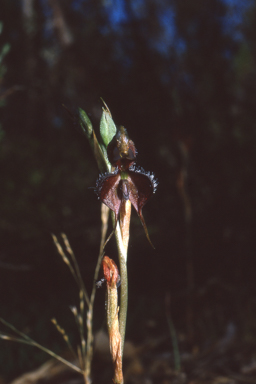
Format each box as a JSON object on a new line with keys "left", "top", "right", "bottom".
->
{"left": 1, "top": 0, "right": 256, "bottom": 380}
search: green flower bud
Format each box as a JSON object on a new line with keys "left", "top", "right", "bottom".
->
{"left": 100, "top": 102, "right": 117, "bottom": 148}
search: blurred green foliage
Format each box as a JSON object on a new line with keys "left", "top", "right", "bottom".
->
{"left": 0, "top": 22, "right": 10, "bottom": 80}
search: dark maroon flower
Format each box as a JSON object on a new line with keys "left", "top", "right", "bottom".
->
{"left": 95, "top": 167, "right": 157, "bottom": 247}
{"left": 95, "top": 125, "right": 158, "bottom": 247}
{"left": 95, "top": 127, "right": 158, "bottom": 246}
{"left": 96, "top": 165, "right": 157, "bottom": 215}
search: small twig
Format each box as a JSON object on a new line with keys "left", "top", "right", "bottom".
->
{"left": 84, "top": 203, "right": 110, "bottom": 384}
{"left": 52, "top": 234, "right": 89, "bottom": 374}
{"left": 61, "top": 233, "right": 90, "bottom": 307}
{"left": 52, "top": 234, "right": 79, "bottom": 286}
{"left": 78, "top": 290, "right": 86, "bottom": 369}
{"left": 0, "top": 318, "right": 83, "bottom": 375}
{"left": 51, "top": 318, "right": 77, "bottom": 360}
{"left": 0, "top": 261, "right": 32, "bottom": 271}
{"left": 0, "top": 85, "right": 24, "bottom": 101}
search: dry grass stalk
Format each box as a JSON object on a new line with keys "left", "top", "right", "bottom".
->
{"left": 0, "top": 318, "right": 83, "bottom": 375}
{"left": 51, "top": 318, "right": 77, "bottom": 360}
{"left": 52, "top": 234, "right": 88, "bottom": 371}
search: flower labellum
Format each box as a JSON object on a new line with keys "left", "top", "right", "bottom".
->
{"left": 95, "top": 127, "right": 158, "bottom": 248}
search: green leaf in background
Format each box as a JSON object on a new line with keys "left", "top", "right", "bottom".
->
{"left": 100, "top": 100, "right": 117, "bottom": 148}
{"left": 77, "top": 106, "right": 111, "bottom": 172}
{"left": 78, "top": 107, "right": 93, "bottom": 139}
{"left": 0, "top": 22, "right": 10, "bottom": 78}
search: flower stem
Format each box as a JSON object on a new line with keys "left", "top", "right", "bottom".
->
{"left": 116, "top": 238, "right": 127, "bottom": 354}
{"left": 114, "top": 200, "right": 131, "bottom": 355}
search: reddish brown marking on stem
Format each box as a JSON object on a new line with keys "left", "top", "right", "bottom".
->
{"left": 102, "top": 256, "right": 119, "bottom": 288}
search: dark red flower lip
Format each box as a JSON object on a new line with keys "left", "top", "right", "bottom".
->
{"left": 95, "top": 168, "right": 120, "bottom": 199}
{"left": 129, "top": 165, "right": 158, "bottom": 193}
{"left": 95, "top": 166, "right": 158, "bottom": 203}
{"left": 95, "top": 166, "right": 158, "bottom": 247}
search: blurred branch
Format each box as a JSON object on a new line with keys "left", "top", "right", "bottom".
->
{"left": 176, "top": 140, "right": 194, "bottom": 345}
{"left": 0, "top": 85, "right": 24, "bottom": 102}
{"left": 48, "top": 0, "right": 73, "bottom": 48}
{"left": 0, "top": 261, "right": 32, "bottom": 271}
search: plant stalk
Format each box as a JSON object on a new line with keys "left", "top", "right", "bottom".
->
{"left": 114, "top": 200, "right": 131, "bottom": 355}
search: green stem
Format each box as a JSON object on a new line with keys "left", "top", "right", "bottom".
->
{"left": 114, "top": 221, "right": 128, "bottom": 355}
{"left": 167, "top": 316, "right": 181, "bottom": 371}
